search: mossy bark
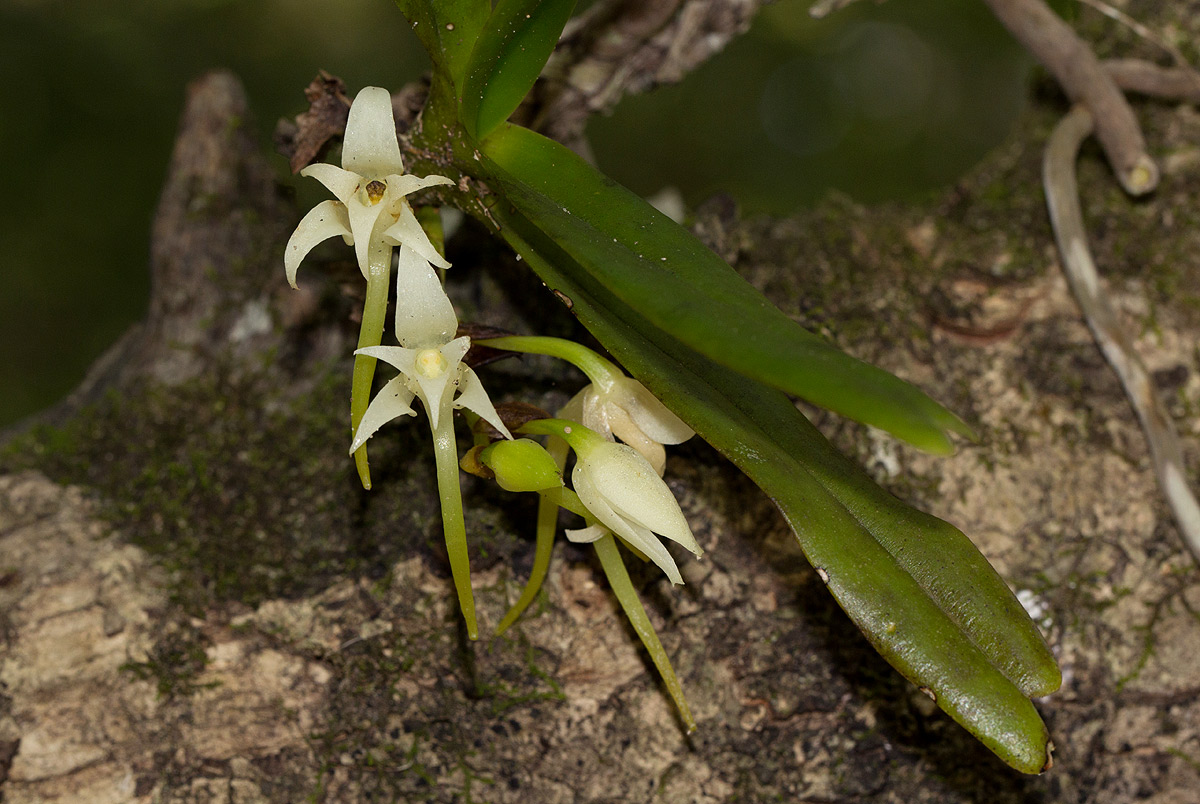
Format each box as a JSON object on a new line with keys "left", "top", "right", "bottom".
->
{"left": 3, "top": 11, "right": 1200, "bottom": 801}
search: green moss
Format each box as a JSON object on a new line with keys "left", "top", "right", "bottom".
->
{"left": 0, "top": 365, "right": 421, "bottom": 613}
{"left": 472, "top": 641, "right": 564, "bottom": 717}
{"left": 120, "top": 620, "right": 217, "bottom": 699}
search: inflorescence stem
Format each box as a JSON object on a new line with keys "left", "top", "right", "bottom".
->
{"left": 592, "top": 533, "right": 696, "bottom": 733}
{"left": 478, "top": 335, "right": 621, "bottom": 392}
{"left": 433, "top": 411, "right": 479, "bottom": 639}
{"left": 350, "top": 239, "right": 393, "bottom": 490}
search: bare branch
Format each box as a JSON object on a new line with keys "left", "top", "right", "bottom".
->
{"left": 984, "top": 0, "right": 1158, "bottom": 195}
{"left": 531, "top": 0, "right": 769, "bottom": 146}
{"left": 1106, "top": 58, "right": 1200, "bottom": 104}
{"left": 1075, "top": 0, "right": 1189, "bottom": 66}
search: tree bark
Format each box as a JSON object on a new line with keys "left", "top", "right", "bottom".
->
{"left": 3, "top": 8, "right": 1200, "bottom": 803}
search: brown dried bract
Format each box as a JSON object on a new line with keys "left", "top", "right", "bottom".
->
{"left": 275, "top": 72, "right": 352, "bottom": 174}
{"left": 459, "top": 445, "right": 495, "bottom": 480}
{"left": 275, "top": 73, "right": 430, "bottom": 174}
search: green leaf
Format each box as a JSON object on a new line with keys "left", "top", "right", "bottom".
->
{"left": 460, "top": 0, "right": 577, "bottom": 139}
{"left": 481, "top": 123, "right": 972, "bottom": 454}
{"left": 487, "top": 202, "right": 1058, "bottom": 774}
{"left": 396, "top": 0, "right": 491, "bottom": 93}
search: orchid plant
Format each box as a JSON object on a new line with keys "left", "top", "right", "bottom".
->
{"left": 280, "top": 0, "right": 1063, "bottom": 776}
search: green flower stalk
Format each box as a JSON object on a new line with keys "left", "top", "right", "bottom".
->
{"left": 284, "top": 85, "right": 516, "bottom": 639}
{"left": 591, "top": 533, "right": 696, "bottom": 733}
{"left": 477, "top": 434, "right": 697, "bottom": 730}
{"left": 477, "top": 436, "right": 566, "bottom": 636}
{"left": 479, "top": 336, "right": 693, "bottom": 474}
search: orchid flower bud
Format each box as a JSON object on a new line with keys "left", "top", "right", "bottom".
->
{"left": 479, "top": 439, "right": 563, "bottom": 493}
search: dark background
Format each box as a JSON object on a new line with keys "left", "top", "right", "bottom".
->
{"left": 0, "top": 0, "right": 1027, "bottom": 428}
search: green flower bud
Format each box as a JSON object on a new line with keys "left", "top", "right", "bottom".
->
{"left": 480, "top": 439, "right": 563, "bottom": 493}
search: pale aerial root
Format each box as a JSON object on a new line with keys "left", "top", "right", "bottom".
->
{"left": 1043, "top": 106, "right": 1200, "bottom": 564}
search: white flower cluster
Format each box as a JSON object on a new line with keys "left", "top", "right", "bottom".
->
{"left": 286, "top": 87, "right": 509, "bottom": 446}
{"left": 284, "top": 87, "right": 700, "bottom": 640}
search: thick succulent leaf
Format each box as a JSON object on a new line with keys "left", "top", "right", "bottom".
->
{"left": 395, "top": 0, "right": 491, "bottom": 92}
{"left": 481, "top": 123, "right": 972, "bottom": 454}
{"left": 460, "top": 0, "right": 577, "bottom": 139}
{"left": 490, "top": 203, "right": 1058, "bottom": 774}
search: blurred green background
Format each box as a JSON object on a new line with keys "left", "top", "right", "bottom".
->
{"left": 0, "top": 0, "right": 1027, "bottom": 429}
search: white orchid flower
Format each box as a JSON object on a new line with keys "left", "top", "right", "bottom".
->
{"left": 344, "top": 251, "right": 510, "bottom": 641}
{"left": 284, "top": 86, "right": 453, "bottom": 287}
{"left": 349, "top": 322, "right": 510, "bottom": 642}
{"left": 478, "top": 431, "right": 698, "bottom": 732}
{"left": 282, "top": 85, "right": 457, "bottom": 489}
{"left": 350, "top": 336, "right": 512, "bottom": 450}
{"left": 560, "top": 376, "right": 693, "bottom": 476}
{"left": 477, "top": 336, "right": 693, "bottom": 475}
{"left": 522, "top": 419, "right": 702, "bottom": 585}
{"left": 569, "top": 437, "right": 701, "bottom": 585}
{"left": 348, "top": 248, "right": 511, "bottom": 448}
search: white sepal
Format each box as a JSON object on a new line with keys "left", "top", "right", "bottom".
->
{"left": 607, "top": 405, "right": 666, "bottom": 476}
{"left": 284, "top": 200, "right": 352, "bottom": 288}
{"left": 613, "top": 378, "right": 694, "bottom": 445}
{"left": 341, "top": 86, "right": 405, "bottom": 178}
{"left": 393, "top": 246, "right": 457, "bottom": 348}
{"left": 349, "top": 375, "right": 416, "bottom": 454}
{"left": 382, "top": 201, "right": 451, "bottom": 270}
{"left": 385, "top": 173, "right": 456, "bottom": 199}
{"left": 299, "top": 163, "right": 362, "bottom": 205}
{"left": 456, "top": 367, "right": 513, "bottom": 439}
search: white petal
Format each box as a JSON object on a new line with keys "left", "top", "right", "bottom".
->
{"left": 573, "top": 464, "right": 683, "bottom": 584}
{"left": 564, "top": 523, "right": 607, "bottom": 543}
{"left": 580, "top": 388, "right": 612, "bottom": 439}
{"left": 341, "top": 86, "right": 405, "bottom": 178}
{"left": 381, "top": 201, "right": 451, "bottom": 270}
{"left": 441, "top": 336, "right": 471, "bottom": 365}
{"left": 455, "top": 367, "right": 512, "bottom": 439}
{"left": 349, "top": 375, "right": 415, "bottom": 453}
{"left": 284, "top": 200, "right": 351, "bottom": 288}
{"left": 300, "top": 163, "right": 361, "bottom": 206}
{"left": 346, "top": 197, "right": 390, "bottom": 280}
{"left": 356, "top": 344, "right": 417, "bottom": 376}
{"left": 613, "top": 378, "right": 694, "bottom": 445}
{"left": 385, "top": 173, "right": 455, "bottom": 199}
{"left": 607, "top": 405, "right": 666, "bottom": 475}
{"left": 393, "top": 246, "right": 457, "bottom": 347}
{"left": 582, "top": 444, "right": 701, "bottom": 557}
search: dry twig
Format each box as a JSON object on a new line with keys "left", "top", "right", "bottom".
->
{"left": 1105, "top": 59, "right": 1200, "bottom": 104}
{"left": 984, "top": 0, "right": 1158, "bottom": 195}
